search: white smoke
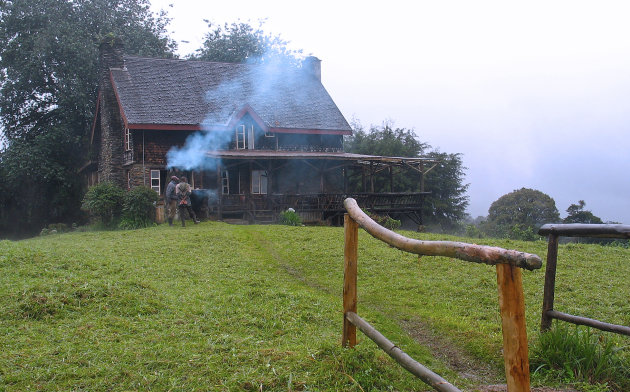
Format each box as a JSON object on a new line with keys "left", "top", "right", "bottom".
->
{"left": 166, "top": 127, "right": 230, "bottom": 171}
{"left": 166, "top": 56, "right": 317, "bottom": 173}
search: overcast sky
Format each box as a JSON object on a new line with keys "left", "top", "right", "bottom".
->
{"left": 151, "top": 0, "right": 630, "bottom": 224}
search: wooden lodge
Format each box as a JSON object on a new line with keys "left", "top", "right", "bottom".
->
{"left": 83, "top": 38, "right": 437, "bottom": 224}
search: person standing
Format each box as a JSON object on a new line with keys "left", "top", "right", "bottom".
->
{"left": 165, "top": 176, "right": 179, "bottom": 226}
{"left": 176, "top": 176, "right": 199, "bottom": 227}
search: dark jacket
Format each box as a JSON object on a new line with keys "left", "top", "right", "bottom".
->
{"left": 166, "top": 180, "right": 178, "bottom": 201}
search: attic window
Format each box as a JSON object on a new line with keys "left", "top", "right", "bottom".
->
{"left": 236, "top": 124, "right": 255, "bottom": 149}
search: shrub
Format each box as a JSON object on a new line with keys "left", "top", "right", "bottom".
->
{"left": 508, "top": 223, "right": 539, "bottom": 241}
{"left": 39, "top": 223, "right": 70, "bottom": 236}
{"left": 119, "top": 186, "right": 158, "bottom": 230}
{"left": 278, "top": 208, "right": 302, "bottom": 226}
{"left": 364, "top": 210, "right": 401, "bottom": 231}
{"left": 531, "top": 323, "right": 630, "bottom": 391}
{"left": 465, "top": 224, "right": 483, "bottom": 238}
{"left": 381, "top": 215, "right": 401, "bottom": 231}
{"left": 81, "top": 182, "right": 125, "bottom": 227}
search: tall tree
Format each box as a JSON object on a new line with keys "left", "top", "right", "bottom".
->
{"left": 191, "top": 20, "right": 301, "bottom": 65}
{"left": 563, "top": 200, "right": 603, "bottom": 224}
{"left": 0, "top": 0, "right": 175, "bottom": 237}
{"left": 422, "top": 150, "right": 469, "bottom": 229}
{"left": 484, "top": 187, "right": 560, "bottom": 238}
{"left": 344, "top": 122, "right": 469, "bottom": 229}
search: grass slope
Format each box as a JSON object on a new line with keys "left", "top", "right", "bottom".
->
{"left": 1, "top": 223, "right": 628, "bottom": 391}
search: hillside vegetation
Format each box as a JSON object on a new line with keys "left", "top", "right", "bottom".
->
{"left": 1, "top": 223, "right": 628, "bottom": 391}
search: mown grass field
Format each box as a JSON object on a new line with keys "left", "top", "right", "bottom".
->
{"left": 1, "top": 222, "right": 628, "bottom": 391}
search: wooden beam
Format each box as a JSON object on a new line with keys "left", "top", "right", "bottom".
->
{"left": 345, "top": 312, "right": 462, "bottom": 392}
{"left": 538, "top": 223, "right": 630, "bottom": 238}
{"left": 496, "top": 263, "right": 531, "bottom": 392}
{"left": 343, "top": 214, "right": 358, "bottom": 348}
{"left": 540, "top": 234, "right": 559, "bottom": 331}
{"left": 343, "top": 198, "right": 542, "bottom": 270}
{"left": 545, "top": 310, "right": 630, "bottom": 336}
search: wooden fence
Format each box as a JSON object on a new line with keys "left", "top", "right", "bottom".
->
{"left": 538, "top": 223, "right": 630, "bottom": 336}
{"left": 342, "top": 198, "right": 542, "bottom": 392}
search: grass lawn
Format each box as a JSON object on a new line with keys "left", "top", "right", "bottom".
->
{"left": 1, "top": 222, "right": 628, "bottom": 391}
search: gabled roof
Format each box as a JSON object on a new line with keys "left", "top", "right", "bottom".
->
{"left": 108, "top": 56, "right": 352, "bottom": 134}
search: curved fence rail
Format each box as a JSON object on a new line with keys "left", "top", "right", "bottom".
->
{"left": 538, "top": 223, "right": 630, "bottom": 336}
{"left": 342, "top": 198, "right": 542, "bottom": 392}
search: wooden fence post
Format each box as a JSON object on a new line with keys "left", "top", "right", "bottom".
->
{"left": 496, "top": 263, "right": 531, "bottom": 392}
{"left": 343, "top": 213, "right": 358, "bottom": 348}
{"left": 540, "top": 234, "right": 559, "bottom": 332}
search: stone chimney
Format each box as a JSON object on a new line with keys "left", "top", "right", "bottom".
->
{"left": 99, "top": 35, "right": 125, "bottom": 73}
{"left": 97, "top": 36, "right": 126, "bottom": 187}
{"left": 303, "top": 56, "right": 321, "bottom": 81}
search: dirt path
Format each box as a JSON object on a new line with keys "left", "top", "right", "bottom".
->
{"left": 401, "top": 319, "right": 579, "bottom": 392}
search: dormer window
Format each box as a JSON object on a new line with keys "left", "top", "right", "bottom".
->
{"left": 235, "top": 124, "right": 255, "bottom": 149}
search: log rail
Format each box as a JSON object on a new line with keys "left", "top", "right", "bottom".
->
{"left": 342, "top": 198, "right": 542, "bottom": 392}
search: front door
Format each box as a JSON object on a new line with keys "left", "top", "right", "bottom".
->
{"left": 251, "top": 170, "right": 267, "bottom": 194}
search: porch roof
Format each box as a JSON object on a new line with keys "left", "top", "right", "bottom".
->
{"left": 205, "top": 150, "right": 439, "bottom": 167}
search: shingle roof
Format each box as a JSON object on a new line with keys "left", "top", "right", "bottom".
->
{"left": 109, "top": 56, "right": 352, "bottom": 133}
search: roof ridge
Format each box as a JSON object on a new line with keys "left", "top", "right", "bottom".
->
{"left": 123, "top": 55, "right": 258, "bottom": 68}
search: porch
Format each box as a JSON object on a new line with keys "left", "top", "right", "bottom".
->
{"left": 193, "top": 191, "right": 429, "bottom": 225}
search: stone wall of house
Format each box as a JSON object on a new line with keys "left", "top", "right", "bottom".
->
{"left": 126, "top": 165, "right": 151, "bottom": 190}
{"left": 98, "top": 37, "right": 126, "bottom": 187}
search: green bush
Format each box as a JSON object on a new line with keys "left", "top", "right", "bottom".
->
{"left": 381, "top": 215, "right": 401, "bottom": 231}
{"left": 465, "top": 224, "right": 483, "bottom": 238}
{"left": 531, "top": 323, "right": 630, "bottom": 391}
{"left": 278, "top": 208, "right": 302, "bottom": 226}
{"left": 364, "top": 210, "right": 401, "bottom": 231}
{"left": 119, "top": 186, "right": 158, "bottom": 230}
{"left": 508, "top": 223, "right": 539, "bottom": 241}
{"left": 39, "top": 223, "right": 71, "bottom": 236}
{"left": 81, "top": 182, "right": 125, "bottom": 227}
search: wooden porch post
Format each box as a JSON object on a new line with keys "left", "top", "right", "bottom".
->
{"left": 362, "top": 168, "right": 366, "bottom": 192}
{"left": 389, "top": 166, "right": 394, "bottom": 192}
{"left": 496, "top": 263, "right": 531, "bottom": 392}
{"left": 216, "top": 164, "right": 223, "bottom": 220}
{"left": 343, "top": 213, "right": 358, "bottom": 348}
{"left": 370, "top": 163, "right": 375, "bottom": 193}
{"left": 540, "top": 234, "right": 559, "bottom": 331}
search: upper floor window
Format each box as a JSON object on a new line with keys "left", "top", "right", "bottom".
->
{"left": 124, "top": 128, "right": 132, "bottom": 151}
{"left": 235, "top": 124, "right": 255, "bottom": 149}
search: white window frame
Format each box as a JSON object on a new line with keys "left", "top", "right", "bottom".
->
{"left": 247, "top": 125, "right": 255, "bottom": 149}
{"left": 236, "top": 125, "right": 246, "bottom": 149}
{"left": 124, "top": 128, "right": 132, "bottom": 151}
{"left": 235, "top": 124, "right": 255, "bottom": 149}
{"left": 150, "top": 170, "right": 160, "bottom": 194}
{"left": 251, "top": 170, "right": 268, "bottom": 194}
{"left": 221, "top": 170, "right": 229, "bottom": 194}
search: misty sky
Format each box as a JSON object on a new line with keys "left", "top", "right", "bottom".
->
{"left": 151, "top": 0, "right": 630, "bottom": 224}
